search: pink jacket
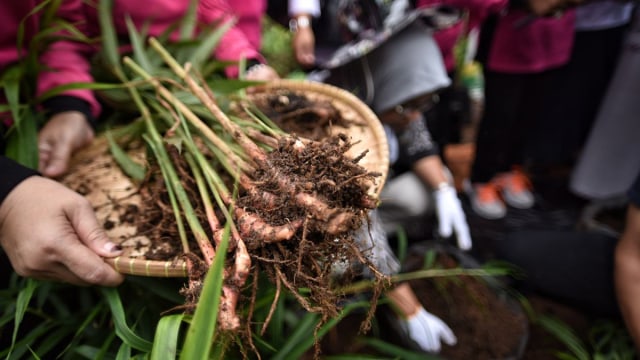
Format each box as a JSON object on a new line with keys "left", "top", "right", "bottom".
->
{"left": 417, "top": 0, "right": 507, "bottom": 72}
{"left": 0, "top": 1, "right": 99, "bottom": 119}
{"left": 486, "top": 9, "right": 575, "bottom": 73}
{"left": 82, "top": 0, "right": 264, "bottom": 78}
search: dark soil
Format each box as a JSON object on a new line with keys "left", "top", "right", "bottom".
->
{"left": 250, "top": 89, "right": 365, "bottom": 140}
{"left": 306, "top": 246, "right": 530, "bottom": 359}
{"left": 406, "top": 253, "right": 529, "bottom": 360}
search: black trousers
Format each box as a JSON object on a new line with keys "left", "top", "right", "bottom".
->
{"left": 470, "top": 70, "right": 554, "bottom": 183}
{"left": 527, "top": 25, "right": 629, "bottom": 168}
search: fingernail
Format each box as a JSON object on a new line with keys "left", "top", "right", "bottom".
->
{"left": 104, "top": 242, "right": 123, "bottom": 253}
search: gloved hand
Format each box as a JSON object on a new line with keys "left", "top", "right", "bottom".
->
{"left": 402, "top": 306, "right": 457, "bottom": 352}
{"left": 433, "top": 184, "right": 472, "bottom": 250}
{"left": 384, "top": 0, "right": 410, "bottom": 28}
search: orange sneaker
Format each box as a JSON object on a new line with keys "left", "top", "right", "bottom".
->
{"left": 467, "top": 181, "right": 506, "bottom": 219}
{"left": 494, "top": 168, "right": 535, "bottom": 209}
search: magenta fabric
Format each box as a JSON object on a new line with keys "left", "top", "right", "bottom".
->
{"left": 487, "top": 9, "right": 576, "bottom": 73}
{"left": 227, "top": 0, "right": 266, "bottom": 51}
{"left": 1, "top": 1, "right": 99, "bottom": 118}
{"left": 82, "top": 0, "right": 264, "bottom": 78}
{"left": 417, "top": 0, "right": 507, "bottom": 72}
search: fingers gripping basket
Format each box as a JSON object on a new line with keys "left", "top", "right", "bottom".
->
{"left": 61, "top": 80, "right": 389, "bottom": 277}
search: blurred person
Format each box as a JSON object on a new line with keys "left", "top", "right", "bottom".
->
{"left": 489, "top": 4, "right": 640, "bottom": 323}
{"left": 465, "top": 6, "right": 576, "bottom": 219}
{"left": 527, "top": 0, "right": 634, "bottom": 178}
{"left": 416, "top": 0, "right": 507, "bottom": 150}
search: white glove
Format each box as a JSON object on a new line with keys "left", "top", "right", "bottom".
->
{"left": 402, "top": 306, "right": 457, "bottom": 352}
{"left": 433, "top": 184, "right": 472, "bottom": 250}
{"left": 384, "top": 0, "right": 410, "bottom": 29}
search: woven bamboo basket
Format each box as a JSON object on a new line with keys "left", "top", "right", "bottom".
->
{"left": 61, "top": 79, "right": 389, "bottom": 277}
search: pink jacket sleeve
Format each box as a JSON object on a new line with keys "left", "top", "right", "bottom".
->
{"left": 36, "top": 0, "right": 99, "bottom": 118}
{"left": 198, "top": 0, "right": 262, "bottom": 78}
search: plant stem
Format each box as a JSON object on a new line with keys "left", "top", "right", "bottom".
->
{"left": 148, "top": 38, "right": 268, "bottom": 165}
{"left": 127, "top": 81, "right": 215, "bottom": 266}
{"left": 123, "top": 56, "right": 249, "bottom": 176}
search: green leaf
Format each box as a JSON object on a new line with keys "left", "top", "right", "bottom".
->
{"left": 98, "top": 0, "right": 125, "bottom": 78}
{"left": 1, "top": 321, "right": 54, "bottom": 360}
{"left": 37, "top": 81, "right": 129, "bottom": 102}
{"left": 362, "top": 337, "right": 443, "bottom": 360}
{"left": 4, "top": 107, "right": 39, "bottom": 169}
{"left": 179, "top": 0, "right": 199, "bottom": 40}
{"left": 100, "top": 287, "right": 153, "bottom": 352}
{"left": 0, "top": 65, "right": 39, "bottom": 169}
{"left": 274, "top": 301, "right": 375, "bottom": 360}
{"left": 1, "top": 59, "right": 24, "bottom": 125}
{"left": 115, "top": 342, "right": 132, "bottom": 360}
{"left": 271, "top": 312, "right": 319, "bottom": 360}
{"left": 179, "top": 226, "right": 231, "bottom": 360}
{"left": 537, "top": 315, "right": 590, "bottom": 360}
{"left": 106, "top": 130, "right": 146, "bottom": 181}
{"left": 186, "top": 21, "right": 234, "bottom": 71}
{"left": 6, "top": 279, "right": 39, "bottom": 359}
{"left": 125, "top": 15, "right": 153, "bottom": 72}
{"left": 151, "top": 314, "right": 184, "bottom": 360}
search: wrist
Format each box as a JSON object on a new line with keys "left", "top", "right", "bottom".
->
{"left": 434, "top": 181, "right": 452, "bottom": 192}
{"left": 289, "top": 14, "right": 311, "bottom": 33}
{"left": 0, "top": 157, "right": 39, "bottom": 207}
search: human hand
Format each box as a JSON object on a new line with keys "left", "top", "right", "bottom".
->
{"left": 402, "top": 306, "right": 457, "bottom": 352}
{"left": 292, "top": 27, "right": 316, "bottom": 68}
{"left": 245, "top": 64, "right": 280, "bottom": 82}
{"left": 0, "top": 176, "right": 124, "bottom": 286}
{"left": 433, "top": 184, "right": 472, "bottom": 250}
{"left": 38, "top": 111, "right": 94, "bottom": 178}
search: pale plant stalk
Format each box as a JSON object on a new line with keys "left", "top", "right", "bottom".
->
{"left": 126, "top": 81, "right": 216, "bottom": 266}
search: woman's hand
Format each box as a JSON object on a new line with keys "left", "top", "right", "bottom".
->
{"left": 38, "top": 111, "right": 94, "bottom": 178}
{"left": 0, "top": 176, "right": 124, "bottom": 286}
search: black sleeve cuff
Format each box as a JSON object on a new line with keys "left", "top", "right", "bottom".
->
{"left": 509, "top": 0, "right": 530, "bottom": 10}
{"left": 0, "top": 157, "right": 39, "bottom": 206}
{"left": 42, "top": 95, "right": 97, "bottom": 129}
{"left": 246, "top": 58, "right": 263, "bottom": 69}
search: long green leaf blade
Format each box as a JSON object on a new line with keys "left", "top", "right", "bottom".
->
{"left": 100, "top": 288, "right": 153, "bottom": 352}
{"left": 180, "top": 227, "right": 230, "bottom": 360}
{"left": 106, "top": 130, "right": 146, "bottom": 181}
{"left": 151, "top": 314, "right": 184, "bottom": 360}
